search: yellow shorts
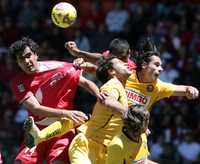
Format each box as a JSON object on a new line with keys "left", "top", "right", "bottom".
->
{"left": 68, "top": 133, "right": 107, "bottom": 164}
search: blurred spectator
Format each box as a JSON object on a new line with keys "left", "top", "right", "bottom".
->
{"left": 0, "top": 0, "right": 199, "bottom": 163}
{"left": 177, "top": 130, "right": 200, "bottom": 164}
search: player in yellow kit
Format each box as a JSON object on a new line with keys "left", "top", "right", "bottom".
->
{"left": 125, "top": 38, "right": 198, "bottom": 111}
{"left": 106, "top": 104, "right": 157, "bottom": 164}
{"left": 24, "top": 38, "right": 199, "bottom": 164}
{"left": 24, "top": 56, "right": 131, "bottom": 164}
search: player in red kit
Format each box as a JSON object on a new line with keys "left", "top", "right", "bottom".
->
{"left": 10, "top": 37, "right": 102, "bottom": 164}
{"left": 65, "top": 38, "right": 136, "bottom": 71}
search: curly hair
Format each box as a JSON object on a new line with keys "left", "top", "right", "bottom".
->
{"left": 133, "top": 37, "right": 160, "bottom": 71}
{"left": 96, "top": 56, "right": 116, "bottom": 84}
{"left": 9, "top": 37, "right": 40, "bottom": 59}
{"left": 123, "top": 104, "right": 150, "bottom": 134}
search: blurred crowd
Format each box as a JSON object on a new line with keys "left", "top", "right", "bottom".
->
{"left": 0, "top": 0, "right": 200, "bottom": 163}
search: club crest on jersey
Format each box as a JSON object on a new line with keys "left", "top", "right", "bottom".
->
{"left": 17, "top": 84, "right": 25, "bottom": 92}
{"left": 146, "top": 84, "right": 154, "bottom": 92}
{"left": 126, "top": 89, "right": 150, "bottom": 106}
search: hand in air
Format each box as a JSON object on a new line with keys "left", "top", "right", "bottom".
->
{"left": 186, "top": 86, "right": 199, "bottom": 99}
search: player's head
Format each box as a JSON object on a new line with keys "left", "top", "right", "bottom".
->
{"left": 134, "top": 37, "right": 163, "bottom": 82}
{"left": 123, "top": 104, "right": 149, "bottom": 139}
{"left": 96, "top": 56, "right": 131, "bottom": 84}
{"left": 108, "top": 38, "right": 131, "bottom": 62}
{"left": 9, "top": 37, "right": 40, "bottom": 74}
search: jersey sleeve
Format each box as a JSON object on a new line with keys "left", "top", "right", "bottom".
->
{"left": 157, "top": 79, "right": 176, "bottom": 100}
{"left": 100, "top": 82, "right": 121, "bottom": 100}
{"left": 11, "top": 78, "right": 33, "bottom": 104}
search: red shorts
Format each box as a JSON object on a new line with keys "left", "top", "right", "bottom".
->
{"left": 15, "top": 129, "right": 76, "bottom": 164}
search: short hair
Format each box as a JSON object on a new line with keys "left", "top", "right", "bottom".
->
{"left": 123, "top": 104, "right": 150, "bottom": 133}
{"left": 108, "top": 38, "right": 130, "bottom": 58}
{"left": 133, "top": 37, "right": 160, "bottom": 71}
{"left": 9, "top": 37, "right": 40, "bottom": 59}
{"left": 96, "top": 56, "right": 115, "bottom": 84}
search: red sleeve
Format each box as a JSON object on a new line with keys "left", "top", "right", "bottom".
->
{"left": 11, "top": 76, "right": 33, "bottom": 104}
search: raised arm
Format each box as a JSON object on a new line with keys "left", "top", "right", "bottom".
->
{"left": 65, "top": 41, "right": 103, "bottom": 64}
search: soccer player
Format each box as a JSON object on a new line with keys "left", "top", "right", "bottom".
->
{"left": 24, "top": 38, "right": 199, "bottom": 164}
{"left": 68, "top": 37, "right": 199, "bottom": 109}
{"left": 125, "top": 38, "right": 199, "bottom": 110}
{"left": 106, "top": 104, "right": 157, "bottom": 164}
{"left": 24, "top": 56, "right": 131, "bottom": 164}
{"left": 10, "top": 37, "right": 103, "bottom": 164}
{"left": 65, "top": 38, "right": 136, "bottom": 71}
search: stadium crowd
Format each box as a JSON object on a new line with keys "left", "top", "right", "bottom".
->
{"left": 0, "top": 0, "right": 200, "bottom": 163}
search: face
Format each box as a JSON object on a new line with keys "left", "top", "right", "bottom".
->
{"left": 142, "top": 55, "right": 163, "bottom": 82}
{"left": 16, "top": 46, "right": 39, "bottom": 74}
{"left": 111, "top": 58, "right": 132, "bottom": 79}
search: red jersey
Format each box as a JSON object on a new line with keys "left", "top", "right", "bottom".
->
{"left": 102, "top": 50, "right": 136, "bottom": 71}
{"left": 12, "top": 61, "right": 81, "bottom": 122}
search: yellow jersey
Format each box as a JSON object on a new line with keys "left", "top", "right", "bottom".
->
{"left": 106, "top": 133, "right": 149, "bottom": 164}
{"left": 78, "top": 78, "right": 128, "bottom": 146}
{"left": 125, "top": 72, "right": 176, "bottom": 111}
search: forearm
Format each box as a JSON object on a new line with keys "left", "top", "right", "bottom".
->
{"left": 172, "top": 85, "right": 199, "bottom": 99}
{"left": 78, "top": 76, "right": 100, "bottom": 98}
{"left": 74, "top": 50, "right": 102, "bottom": 64}
{"left": 26, "top": 103, "right": 67, "bottom": 118}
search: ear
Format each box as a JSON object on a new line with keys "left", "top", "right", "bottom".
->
{"left": 141, "top": 62, "right": 147, "bottom": 69}
{"left": 108, "top": 69, "right": 116, "bottom": 77}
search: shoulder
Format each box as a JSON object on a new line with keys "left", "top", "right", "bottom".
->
{"left": 39, "top": 60, "right": 72, "bottom": 71}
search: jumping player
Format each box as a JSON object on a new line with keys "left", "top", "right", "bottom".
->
{"left": 24, "top": 56, "right": 131, "bottom": 164}
{"left": 10, "top": 37, "right": 103, "bottom": 164}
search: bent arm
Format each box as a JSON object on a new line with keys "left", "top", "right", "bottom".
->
{"left": 74, "top": 51, "right": 102, "bottom": 64}
{"left": 78, "top": 75, "right": 101, "bottom": 99}
{"left": 23, "top": 96, "right": 88, "bottom": 125}
{"left": 102, "top": 89, "right": 128, "bottom": 116}
{"left": 65, "top": 41, "right": 102, "bottom": 64}
{"left": 23, "top": 96, "right": 66, "bottom": 118}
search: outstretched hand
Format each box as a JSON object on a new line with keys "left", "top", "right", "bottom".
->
{"left": 185, "top": 86, "right": 199, "bottom": 99}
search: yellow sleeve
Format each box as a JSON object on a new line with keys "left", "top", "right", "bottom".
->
{"left": 106, "top": 143, "right": 124, "bottom": 164}
{"left": 157, "top": 79, "right": 176, "bottom": 100}
{"left": 100, "top": 85, "right": 120, "bottom": 100}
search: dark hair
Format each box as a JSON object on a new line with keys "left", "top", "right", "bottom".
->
{"left": 133, "top": 38, "right": 160, "bottom": 71}
{"left": 9, "top": 37, "right": 40, "bottom": 59}
{"left": 108, "top": 38, "right": 130, "bottom": 58}
{"left": 123, "top": 104, "right": 150, "bottom": 133}
{"left": 96, "top": 56, "right": 115, "bottom": 83}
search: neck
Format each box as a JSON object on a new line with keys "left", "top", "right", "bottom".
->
{"left": 137, "top": 71, "right": 150, "bottom": 83}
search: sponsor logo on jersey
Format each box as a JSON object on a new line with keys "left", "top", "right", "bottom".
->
{"left": 126, "top": 89, "right": 150, "bottom": 106}
{"left": 146, "top": 84, "right": 154, "bottom": 92}
{"left": 17, "top": 84, "right": 25, "bottom": 93}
